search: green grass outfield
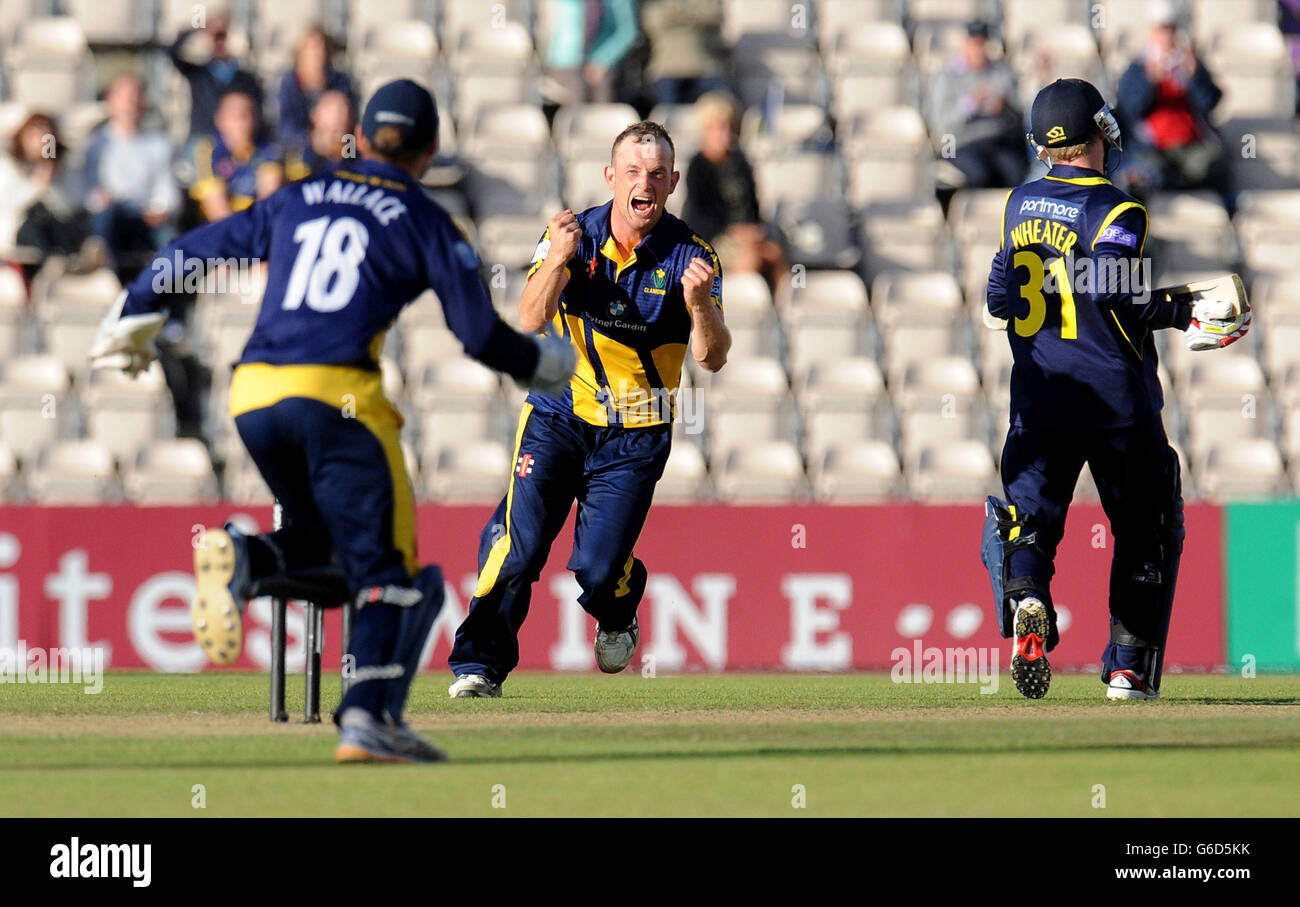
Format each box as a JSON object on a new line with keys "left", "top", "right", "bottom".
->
{"left": 2, "top": 672, "right": 1298, "bottom": 817}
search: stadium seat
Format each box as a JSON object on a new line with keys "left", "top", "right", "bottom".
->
{"left": 1147, "top": 191, "right": 1237, "bottom": 273}
{"left": 422, "top": 440, "right": 511, "bottom": 503}
{"left": 810, "top": 439, "right": 903, "bottom": 502}
{"left": 719, "top": 275, "right": 780, "bottom": 360}
{"left": 702, "top": 356, "right": 795, "bottom": 460}
{"left": 781, "top": 272, "right": 871, "bottom": 374}
{"left": 63, "top": 0, "right": 152, "bottom": 45}
{"left": 909, "top": 439, "right": 999, "bottom": 502}
{"left": 817, "top": 0, "right": 903, "bottom": 49}
{"left": 771, "top": 196, "right": 861, "bottom": 270}
{"left": 552, "top": 104, "right": 640, "bottom": 159}
{"left": 732, "top": 32, "right": 825, "bottom": 108}
{"left": 1193, "top": 0, "right": 1282, "bottom": 56}
{"left": 1091, "top": 0, "right": 1152, "bottom": 69}
{"left": 1218, "top": 118, "right": 1300, "bottom": 192}
{"left": 124, "top": 439, "right": 219, "bottom": 505}
{"left": 722, "top": 0, "right": 811, "bottom": 43}
{"left": 0, "top": 441, "right": 19, "bottom": 502}
{"left": 467, "top": 151, "right": 559, "bottom": 218}
{"left": 6, "top": 17, "right": 93, "bottom": 109}
{"left": 1013, "top": 25, "right": 1107, "bottom": 111}
{"left": 452, "top": 21, "right": 536, "bottom": 78}
{"left": 27, "top": 440, "right": 118, "bottom": 505}
{"left": 741, "top": 103, "right": 834, "bottom": 161}
{"left": 796, "top": 356, "right": 891, "bottom": 460}
{"left": 844, "top": 107, "right": 933, "bottom": 207}
{"left": 477, "top": 215, "right": 549, "bottom": 271}
{"left": 980, "top": 330, "right": 1014, "bottom": 409}
{"left": 948, "top": 188, "right": 1013, "bottom": 247}
{"left": 655, "top": 441, "right": 711, "bottom": 503}
{"left": 714, "top": 440, "right": 808, "bottom": 503}
{"left": 222, "top": 454, "right": 273, "bottom": 506}
{"left": 1207, "top": 24, "right": 1297, "bottom": 121}
{"left": 1003, "top": 0, "right": 1091, "bottom": 49}
{"left": 441, "top": 0, "right": 531, "bottom": 50}
{"left": 355, "top": 19, "right": 440, "bottom": 98}
{"left": 752, "top": 151, "right": 840, "bottom": 220}
{"left": 348, "top": 0, "right": 426, "bottom": 50}
{"left": 825, "top": 21, "right": 910, "bottom": 78}
{"left": 466, "top": 104, "right": 552, "bottom": 157}
{"left": 859, "top": 200, "right": 954, "bottom": 279}
{"left": 1181, "top": 356, "right": 1274, "bottom": 461}
{"left": 0, "top": 355, "right": 71, "bottom": 465}
{"left": 83, "top": 363, "right": 171, "bottom": 464}
{"left": 1197, "top": 438, "right": 1289, "bottom": 499}
{"left": 409, "top": 357, "right": 500, "bottom": 412}
{"left": 0, "top": 266, "right": 26, "bottom": 357}
{"left": 895, "top": 355, "right": 985, "bottom": 464}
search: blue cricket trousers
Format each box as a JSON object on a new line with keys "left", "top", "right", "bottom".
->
{"left": 449, "top": 404, "right": 672, "bottom": 683}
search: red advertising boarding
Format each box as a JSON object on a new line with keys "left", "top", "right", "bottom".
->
{"left": 0, "top": 503, "right": 1225, "bottom": 674}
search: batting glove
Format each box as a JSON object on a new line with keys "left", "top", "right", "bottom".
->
{"left": 1187, "top": 297, "right": 1251, "bottom": 351}
{"left": 519, "top": 333, "right": 576, "bottom": 398}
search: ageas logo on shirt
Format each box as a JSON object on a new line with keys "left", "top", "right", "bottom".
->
{"left": 1098, "top": 223, "right": 1139, "bottom": 249}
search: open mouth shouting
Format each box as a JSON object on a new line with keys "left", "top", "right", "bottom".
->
{"left": 630, "top": 194, "right": 656, "bottom": 217}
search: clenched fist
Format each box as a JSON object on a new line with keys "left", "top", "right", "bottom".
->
{"left": 681, "top": 257, "right": 715, "bottom": 310}
{"left": 545, "top": 209, "right": 583, "bottom": 265}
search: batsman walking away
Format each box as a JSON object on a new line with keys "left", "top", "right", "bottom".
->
{"left": 980, "top": 78, "right": 1250, "bottom": 702}
{"left": 89, "top": 79, "right": 576, "bottom": 762}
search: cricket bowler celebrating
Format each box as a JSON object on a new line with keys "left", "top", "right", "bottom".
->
{"left": 980, "top": 79, "right": 1249, "bottom": 701}
{"left": 447, "top": 121, "right": 731, "bottom": 697}
{"left": 89, "top": 80, "right": 576, "bottom": 761}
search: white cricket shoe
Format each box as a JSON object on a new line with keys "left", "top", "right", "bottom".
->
{"left": 594, "top": 617, "right": 639, "bottom": 674}
{"left": 1106, "top": 669, "right": 1161, "bottom": 701}
{"left": 448, "top": 674, "right": 502, "bottom": 698}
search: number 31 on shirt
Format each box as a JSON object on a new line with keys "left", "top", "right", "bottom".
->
{"left": 1013, "top": 250, "right": 1077, "bottom": 340}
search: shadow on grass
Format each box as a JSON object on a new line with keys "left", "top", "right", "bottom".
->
{"left": 7, "top": 735, "right": 1300, "bottom": 771}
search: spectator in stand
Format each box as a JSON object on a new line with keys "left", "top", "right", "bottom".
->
{"left": 284, "top": 90, "right": 356, "bottom": 181}
{"left": 277, "top": 26, "right": 356, "bottom": 153}
{"left": 641, "top": 0, "right": 728, "bottom": 106}
{"left": 190, "top": 89, "right": 284, "bottom": 223}
{"left": 926, "top": 20, "right": 1025, "bottom": 189}
{"left": 544, "top": 0, "right": 640, "bottom": 105}
{"left": 0, "top": 113, "right": 92, "bottom": 276}
{"left": 170, "top": 10, "right": 264, "bottom": 140}
{"left": 83, "top": 74, "right": 181, "bottom": 281}
{"left": 1115, "top": 0, "right": 1226, "bottom": 196}
{"left": 683, "top": 92, "right": 785, "bottom": 291}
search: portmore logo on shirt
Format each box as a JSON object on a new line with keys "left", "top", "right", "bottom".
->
{"left": 1018, "top": 196, "right": 1081, "bottom": 223}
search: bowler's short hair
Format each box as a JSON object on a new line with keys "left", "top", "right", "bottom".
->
{"left": 610, "top": 121, "right": 675, "bottom": 166}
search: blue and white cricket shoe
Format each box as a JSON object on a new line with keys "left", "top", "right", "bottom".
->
{"left": 335, "top": 708, "right": 448, "bottom": 764}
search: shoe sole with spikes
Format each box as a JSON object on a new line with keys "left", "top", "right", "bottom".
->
{"left": 1011, "top": 599, "right": 1051, "bottom": 699}
{"left": 192, "top": 527, "right": 243, "bottom": 666}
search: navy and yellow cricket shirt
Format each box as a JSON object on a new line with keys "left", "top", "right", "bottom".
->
{"left": 987, "top": 164, "right": 1189, "bottom": 430}
{"left": 526, "top": 201, "right": 723, "bottom": 427}
{"left": 190, "top": 135, "right": 284, "bottom": 212}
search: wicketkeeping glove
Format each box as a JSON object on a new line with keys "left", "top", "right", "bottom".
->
{"left": 88, "top": 290, "right": 168, "bottom": 378}
{"left": 1186, "top": 296, "right": 1251, "bottom": 351}
{"left": 518, "top": 332, "right": 577, "bottom": 398}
